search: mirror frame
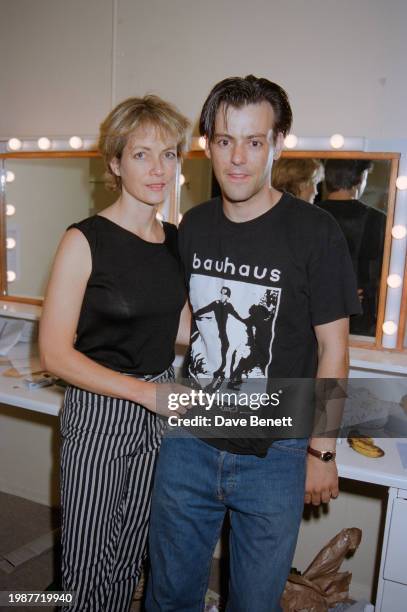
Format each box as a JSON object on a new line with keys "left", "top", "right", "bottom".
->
{"left": 182, "top": 149, "right": 402, "bottom": 351}
{"left": 0, "top": 147, "right": 403, "bottom": 352}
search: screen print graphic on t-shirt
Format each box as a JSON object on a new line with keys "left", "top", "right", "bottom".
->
{"left": 189, "top": 252, "right": 281, "bottom": 393}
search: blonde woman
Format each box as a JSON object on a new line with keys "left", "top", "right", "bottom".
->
{"left": 272, "top": 157, "right": 324, "bottom": 203}
{"left": 39, "top": 96, "right": 190, "bottom": 612}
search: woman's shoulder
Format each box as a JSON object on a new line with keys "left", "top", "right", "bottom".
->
{"left": 67, "top": 214, "right": 99, "bottom": 233}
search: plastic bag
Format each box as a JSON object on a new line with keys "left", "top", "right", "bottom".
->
{"left": 281, "top": 527, "right": 362, "bottom": 612}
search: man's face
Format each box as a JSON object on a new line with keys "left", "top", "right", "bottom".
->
{"left": 220, "top": 289, "right": 229, "bottom": 303}
{"left": 206, "top": 102, "right": 282, "bottom": 204}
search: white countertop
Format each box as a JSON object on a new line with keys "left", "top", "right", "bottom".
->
{"left": 1, "top": 377, "right": 407, "bottom": 491}
{"left": 0, "top": 300, "right": 42, "bottom": 321}
{"left": 0, "top": 374, "right": 64, "bottom": 416}
{"left": 336, "top": 437, "right": 407, "bottom": 490}
{"left": 350, "top": 346, "right": 407, "bottom": 375}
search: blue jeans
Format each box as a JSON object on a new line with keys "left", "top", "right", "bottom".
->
{"left": 146, "top": 435, "right": 307, "bottom": 612}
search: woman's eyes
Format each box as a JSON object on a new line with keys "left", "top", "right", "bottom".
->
{"left": 133, "top": 151, "right": 177, "bottom": 160}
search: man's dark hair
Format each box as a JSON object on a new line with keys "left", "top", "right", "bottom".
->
{"left": 199, "top": 75, "right": 292, "bottom": 143}
{"left": 221, "top": 287, "right": 231, "bottom": 297}
{"left": 324, "top": 159, "right": 373, "bottom": 193}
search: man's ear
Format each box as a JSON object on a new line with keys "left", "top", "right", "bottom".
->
{"left": 273, "top": 132, "right": 285, "bottom": 160}
{"left": 204, "top": 137, "right": 211, "bottom": 160}
{"left": 110, "top": 157, "right": 121, "bottom": 176}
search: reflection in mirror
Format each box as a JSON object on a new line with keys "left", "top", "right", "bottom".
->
{"left": 271, "top": 157, "right": 390, "bottom": 338}
{"left": 4, "top": 157, "right": 116, "bottom": 297}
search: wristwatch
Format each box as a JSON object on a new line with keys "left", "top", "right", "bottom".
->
{"left": 307, "top": 446, "right": 336, "bottom": 462}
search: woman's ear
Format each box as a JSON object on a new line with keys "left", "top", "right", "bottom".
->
{"left": 110, "top": 157, "right": 121, "bottom": 177}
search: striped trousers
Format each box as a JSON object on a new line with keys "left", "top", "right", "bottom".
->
{"left": 60, "top": 368, "right": 172, "bottom": 612}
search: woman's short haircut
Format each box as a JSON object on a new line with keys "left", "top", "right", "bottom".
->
{"left": 324, "top": 159, "right": 373, "bottom": 193}
{"left": 272, "top": 158, "right": 324, "bottom": 197}
{"left": 199, "top": 75, "right": 292, "bottom": 144}
{"left": 98, "top": 95, "right": 190, "bottom": 191}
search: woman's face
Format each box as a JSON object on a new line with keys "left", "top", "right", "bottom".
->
{"left": 110, "top": 123, "right": 178, "bottom": 206}
{"left": 299, "top": 171, "right": 320, "bottom": 204}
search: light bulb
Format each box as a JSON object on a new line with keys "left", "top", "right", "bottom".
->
{"left": 284, "top": 134, "right": 298, "bottom": 149}
{"left": 6, "top": 237, "right": 16, "bottom": 250}
{"left": 7, "top": 270, "right": 16, "bottom": 283}
{"left": 37, "top": 137, "right": 51, "bottom": 150}
{"left": 7, "top": 138, "right": 22, "bottom": 151}
{"left": 330, "top": 134, "right": 345, "bottom": 149}
{"left": 382, "top": 320, "right": 397, "bottom": 335}
{"left": 392, "top": 225, "right": 407, "bottom": 239}
{"left": 198, "top": 136, "right": 206, "bottom": 150}
{"left": 179, "top": 174, "right": 186, "bottom": 186}
{"left": 396, "top": 175, "right": 407, "bottom": 190}
{"left": 69, "top": 136, "right": 83, "bottom": 150}
{"left": 387, "top": 274, "right": 402, "bottom": 288}
{"left": 6, "top": 170, "right": 15, "bottom": 183}
{"left": 6, "top": 204, "right": 16, "bottom": 216}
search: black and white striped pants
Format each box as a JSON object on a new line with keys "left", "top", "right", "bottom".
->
{"left": 60, "top": 367, "right": 172, "bottom": 612}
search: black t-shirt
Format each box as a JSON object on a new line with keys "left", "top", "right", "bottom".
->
{"left": 317, "top": 199, "right": 386, "bottom": 335}
{"left": 178, "top": 193, "right": 361, "bottom": 456}
{"left": 70, "top": 215, "right": 186, "bottom": 375}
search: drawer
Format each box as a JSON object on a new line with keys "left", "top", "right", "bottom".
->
{"left": 384, "top": 498, "right": 407, "bottom": 584}
{"left": 381, "top": 580, "right": 407, "bottom": 612}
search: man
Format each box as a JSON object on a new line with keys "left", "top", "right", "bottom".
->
{"left": 194, "top": 285, "right": 245, "bottom": 389}
{"left": 317, "top": 159, "right": 386, "bottom": 336}
{"left": 146, "top": 76, "right": 361, "bottom": 612}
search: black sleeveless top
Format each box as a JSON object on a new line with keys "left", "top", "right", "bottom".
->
{"left": 69, "top": 215, "right": 186, "bottom": 375}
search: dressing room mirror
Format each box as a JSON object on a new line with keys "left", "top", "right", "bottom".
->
{"left": 179, "top": 150, "right": 400, "bottom": 347}
{"left": 0, "top": 152, "right": 177, "bottom": 301}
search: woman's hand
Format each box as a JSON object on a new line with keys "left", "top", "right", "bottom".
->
{"left": 135, "top": 380, "right": 193, "bottom": 418}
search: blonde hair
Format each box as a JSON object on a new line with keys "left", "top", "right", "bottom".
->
{"left": 272, "top": 158, "right": 324, "bottom": 197}
{"left": 98, "top": 95, "right": 190, "bottom": 191}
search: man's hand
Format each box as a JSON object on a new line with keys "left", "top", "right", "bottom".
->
{"left": 304, "top": 455, "right": 339, "bottom": 505}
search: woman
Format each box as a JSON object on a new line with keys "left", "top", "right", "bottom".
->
{"left": 271, "top": 157, "right": 324, "bottom": 203}
{"left": 39, "top": 95, "right": 190, "bottom": 612}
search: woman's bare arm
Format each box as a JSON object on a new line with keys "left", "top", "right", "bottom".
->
{"left": 39, "top": 229, "right": 183, "bottom": 417}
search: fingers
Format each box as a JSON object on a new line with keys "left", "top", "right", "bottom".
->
{"left": 304, "top": 487, "right": 339, "bottom": 506}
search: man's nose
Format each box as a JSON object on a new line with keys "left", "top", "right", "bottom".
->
{"left": 231, "top": 143, "right": 246, "bottom": 165}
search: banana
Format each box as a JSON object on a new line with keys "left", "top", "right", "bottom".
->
{"left": 347, "top": 436, "right": 385, "bottom": 458}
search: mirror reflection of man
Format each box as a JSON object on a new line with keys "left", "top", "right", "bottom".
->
{"left": 147, "top": 75, "right": 361, "bottom": 612}
{"left": 317, "top": 160, "right": 386, "bottom": 336}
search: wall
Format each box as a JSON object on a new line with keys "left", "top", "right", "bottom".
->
{"left": 0, "top": 0, "right": 113, "bottom": 136}
{"left": 0, "top": 0, "right": 406, "bottom": 145}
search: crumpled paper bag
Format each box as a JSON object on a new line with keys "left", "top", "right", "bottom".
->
{"left": 281, "top": 527, "right": 362, "bottom": 612}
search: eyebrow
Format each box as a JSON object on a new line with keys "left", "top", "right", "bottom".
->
{"left": 213, "top": 133, "right": 269, "bottom": 140}
{"left": 130, "top": 145, "right": 177, "bottom": 152}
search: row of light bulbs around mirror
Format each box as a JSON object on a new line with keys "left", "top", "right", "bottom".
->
{"left": 0, "top": 134, "right": 376, "bottom": 152}
{"left": 3, "top": 138, "right": 407, "bottom": 340}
